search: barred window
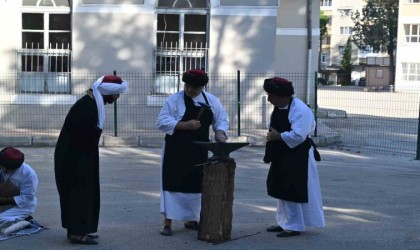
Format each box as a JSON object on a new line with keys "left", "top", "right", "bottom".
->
{"left": 154, "top": 9, "right": 209, "bottom": 95}
{"left": 19, "top": 11, "right": 71, "bottom": 94}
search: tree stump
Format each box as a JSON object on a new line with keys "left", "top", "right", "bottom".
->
{"left": 198, "top": 158, "right": 236, "bottom": 243}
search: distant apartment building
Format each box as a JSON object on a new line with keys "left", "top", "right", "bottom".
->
{"left": 395, "top": 0, "right": 420, "bottom": 92}
{"left": 320, "top": 0, "right": 385, "bottom": 85}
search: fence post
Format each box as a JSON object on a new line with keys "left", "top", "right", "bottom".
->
{"left": 262, "top": 96, "right": 267, "bottom": 129}
{"left": 237, "top": 70, "right": 241, "bottom": 137}
{"left": 314, "top": 72, "right": 318, "bottom": 137}
{"left": 113, "top": 70, "right": 118, "bottom": 137}
{"left": 416, "top": 97, "right": 420, "bottom": 160}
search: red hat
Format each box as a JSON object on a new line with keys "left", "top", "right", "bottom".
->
{"left": 101, "top": 75, "right": 123, "bottom": 84}
{"left": 0, "top": 147, "right": 25, "bottom": 170}
{"left": 182, "top": 69, "right": 209, "bottom": 86}
{"left": 263, "top": 77, "right": 294, "bottom": 97}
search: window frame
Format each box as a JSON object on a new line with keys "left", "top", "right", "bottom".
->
{"left": 320, "top": 0, "right": 332, "bottom": 7}
{"left": 402, "top": 62, "right": 420, "bottom": 81}
{"left": 19, "top": 6, "right": 72, "bottom": 95}
{"left": 403, "top": 24, "right": 420, "bottom": 43}
{"left": 153, "top": 8, "right": 210, "bottom": 95}
{"left": 339, "top": 26, "right": 352, "bottom": 35}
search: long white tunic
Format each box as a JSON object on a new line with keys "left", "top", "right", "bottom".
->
{"left": 157, "top": 90, "right": 229, "bottom": 221}
{"left": 274, "top": 97, "right": 325, "bottom": 231}
{"left": 0, "top": 163, "right": 38, "bottom": 223}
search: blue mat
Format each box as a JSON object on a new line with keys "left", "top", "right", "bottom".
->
{"left": 0, "top": 219, "right": 46, "bottom": 241}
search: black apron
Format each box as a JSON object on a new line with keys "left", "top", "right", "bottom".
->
{"left": 162, "top": 92, "right": 213, "bottom": 193}
{"left": 265, "top": 98, "right": 311, "bottom": 203}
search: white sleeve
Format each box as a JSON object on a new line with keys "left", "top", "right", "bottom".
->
{"left": 156, "top": 93, "right": 188, "bottom": 135}
{"left": 13, "top": 165, "right": 38, "bottom": 208}
{"left": 208, "top": 94, "right": 229, "bottom": 132}
{"left": 281, "top": 100, "right": 315, "bottom": 148}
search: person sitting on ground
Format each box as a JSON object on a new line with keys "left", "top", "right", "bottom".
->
{"left": 0, "top": 147, "right": 38, "bottom": 224}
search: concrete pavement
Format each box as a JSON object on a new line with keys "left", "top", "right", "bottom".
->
{"left": 1, "top": 146, "right": 420, "bottom": 250}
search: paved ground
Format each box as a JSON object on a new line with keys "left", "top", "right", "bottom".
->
{"left": 2, "top": 146, "right": 420, "bottom": 250}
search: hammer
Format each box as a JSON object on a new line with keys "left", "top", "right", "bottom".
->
{"left": 196, "top": 102, "right": 211, "bottom": 120}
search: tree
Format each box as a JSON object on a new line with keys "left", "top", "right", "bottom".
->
{"left": 341, "top": 38, "right": 353, "bottom": 73}
{"left": 351, "top": 0, "right": 399, "bottom": 85}
{"left": 318, "top": 11, "right": 329, "bottom": 73}
{"left": 339, "top": 38, "right": 353, "bottom": 85}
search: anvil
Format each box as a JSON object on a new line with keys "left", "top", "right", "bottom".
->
{"left": 193, "top": 142, "right": 249, "bottom": 160}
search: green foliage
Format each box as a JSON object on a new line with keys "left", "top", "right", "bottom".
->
{"left": 319, "top": 11, "right": 330, "bottom": 72}
{"left": 351, "top": 0, "right": 398, "bottom": 84}
{"left": 320, "top": 11, "right": 329, "bottom": 39}
{"left": 351, "top": 0, "right": 398, "bottom": 55}
{"left": 341, "top": 38, "right": 353, "bottom": 73}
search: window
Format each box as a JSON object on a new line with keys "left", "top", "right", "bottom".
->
{"left": 402, "top": 63, "right": 420, "bottom": 81}
{"left": 322, "top": 36, "right": 331, "bottom": 45}
{"left": 328, "top": 17, "right": 332, "bottom": 26}
{"left": 339, "top": 46, "right": 345, "bottom": 56}
{"left": 19, "top": 12, "right": 71, "bottom": 94}
{"left": 340, "top": 27, "right": 352, "bottom": 35}
{"left": 158, "top": 0, "right": 208, "bottom": 8}
{"left": 376, "top": 69, "right": 383, "bottom": 78}
{"left": 154, "top": 0, "right": 209, "bottom": 95}
{"left": 320, "top": 0, "right": 332, "bottom": 7}
{"left": 404, "top": 24, "right": 420, "bottom": 43}
{"left": 321, "top": 53, "right": 326, "bottom": 63}
{"left": 22, "top": 0, "right": 69, "bottom": 6}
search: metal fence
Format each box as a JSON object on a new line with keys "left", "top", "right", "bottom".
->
{"left": 0, "top": 72, "right": 419, "bottom": 159}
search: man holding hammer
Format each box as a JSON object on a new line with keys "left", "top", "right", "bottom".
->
{"left": 156, "top": 69, "right": 229, "bottom": 236}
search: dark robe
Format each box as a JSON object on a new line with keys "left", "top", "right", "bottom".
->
{"left": 162, "top": 92, "right": 213, "bottom": 193}
{"left": 265, "top": 98, "right": 311, "bottom": 203}
{"left": 54, "top": 94, "right": 102, "bottom": 235}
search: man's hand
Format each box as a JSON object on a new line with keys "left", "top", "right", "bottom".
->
{"left": 266, "top": 127, "right": 282, "bottom": 141}
{"left": 215, "top": 130, "right": 227, "bottom": 142}
{"left": 176, "top": 119, "right": 201, "bottom": 131}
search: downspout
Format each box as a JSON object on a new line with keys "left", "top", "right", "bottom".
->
{"left": 306, "top": 0, "right": 312, "bottom": 105}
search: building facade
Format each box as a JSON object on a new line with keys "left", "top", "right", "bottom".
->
{"left": 0, "top": 0, "right": 320, "bottom": 132}
{"left": 395, "top": 0, "right": 420, "bottom": 92}
{"left": 320, "top": 0, "right": 385, "bottom": 85}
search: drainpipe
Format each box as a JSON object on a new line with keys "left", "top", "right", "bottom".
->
{"left": 306, "top": 0, "right": 312, "bottom": 105}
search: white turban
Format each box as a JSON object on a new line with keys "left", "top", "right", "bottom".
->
{"left": 92, "top": 75, "right": 128, "bottom": 129}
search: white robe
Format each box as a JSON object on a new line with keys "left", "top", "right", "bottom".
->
{"left": 273, "top": 97, "right": 325, "bottom": 231}
{"left": 157, "top": 90, "right": 229, "bottom": 221}
{"left": 0, "top": 163, "right": 38, "bottom": 223}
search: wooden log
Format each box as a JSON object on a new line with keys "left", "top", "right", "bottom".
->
{"left": 198, "top": 158, "right": 236, "bottom": 243}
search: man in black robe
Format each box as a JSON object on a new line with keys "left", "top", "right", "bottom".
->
{"left": 54, "top": 75, "right": 127, "bottom": 245}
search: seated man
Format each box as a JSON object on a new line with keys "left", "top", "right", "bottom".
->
{"left": 0, "top": 147, "right": 38, "bottom": 223}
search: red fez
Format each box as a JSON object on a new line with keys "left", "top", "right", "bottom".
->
{"left": 182, "top": 69, "right": 209, "bottom": 87}
{"left": 102, "top": 75, "right": 123, "bottom": 84}
{"left": 0, "top": 147, "right": 25, "bottom": 170}
{"left": 263, "top": 77, "right": 294, "bottom": 97}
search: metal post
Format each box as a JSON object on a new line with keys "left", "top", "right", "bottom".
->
{"left": 314, "top": 72, "right": 318, "bottom": 137}
{"left": 113, "top": 70, "right": 118, "bottom": 137}
{"left": 262, "top": 96, "right": 267, "bottom": 129}
{"left": 237, "top": 70, "right": 241, "bottom": 137}
{"left": 416, "top": 97, "right": 420, "bottom": 160}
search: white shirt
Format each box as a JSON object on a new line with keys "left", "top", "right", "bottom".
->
{"left": 0, "top": 163, "right": 38, "bottom": 222}
{"left": 156, "top": 90, "right": 229, "bottom": 135}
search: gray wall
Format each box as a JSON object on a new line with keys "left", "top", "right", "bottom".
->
{"left": 209, "top": 15, "right": 277, "bottom": 72}
{"left": 72, "top": 12, "right": 155, "bottom": 73}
